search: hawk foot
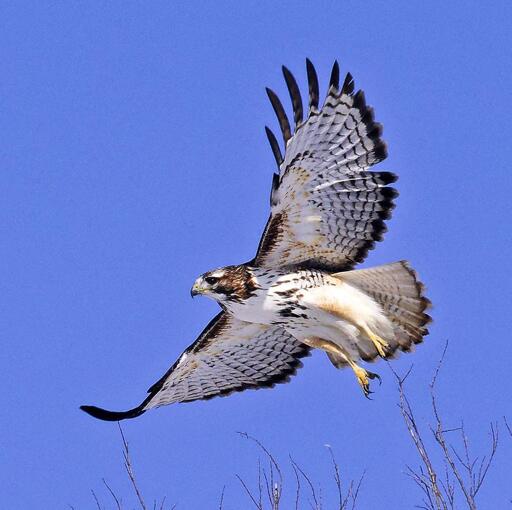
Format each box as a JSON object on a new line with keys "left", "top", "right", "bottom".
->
{"left": 352, "top": 365, "right": 381, "bottom": 398}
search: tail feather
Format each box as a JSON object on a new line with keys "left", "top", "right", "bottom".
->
{"left": 333, "top": 260, "right": 431, "bottom": 359}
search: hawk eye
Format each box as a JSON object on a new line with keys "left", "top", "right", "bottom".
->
{"left": 205, "top": 276, "right": 218, "bottom": 285}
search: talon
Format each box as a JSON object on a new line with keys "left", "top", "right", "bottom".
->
{"left": 352, "top": 365, "right": 379, "bottom": 398}
{"left": 305, "top": 336, "right": 383, "bottom": 398}
{"left": 367, "top": 370, "right": 382, "bottom": 385}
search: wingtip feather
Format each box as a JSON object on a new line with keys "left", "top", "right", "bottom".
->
{"left": 266, "top": 86, "right": 291, "bottom": 144}
{"left": 282, "top": 65, "right": 303, "bottom": 127}
{"left": 342, "top": 72, "right": 355, "bottom": 95}
{"left": 265, "top": 125, "right": 283, "bottom": 167}
{"left": 329, "top": 60, "right": 340, "bottom": 90}
{"left": 306, "top": 58, "right": 319, "bottom": 111}
{"left": 80, "top": 404, "right": 145, "bottom": 422}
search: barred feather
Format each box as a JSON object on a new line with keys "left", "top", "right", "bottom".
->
{"left": 306, "top": 58, "right": 319, "bottom": 111}
{"left": 336, "top": 261, "right": 431, "bottom": 358}
{"left": 80, "top": 313, "right": 310, "bottom": 421}
{"left": 257, "top": 60, "right": 394, "bottom": 271}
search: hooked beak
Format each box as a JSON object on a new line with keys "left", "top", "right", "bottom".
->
{"left": 190, "top": 278, "right": 205, "bottom": 298}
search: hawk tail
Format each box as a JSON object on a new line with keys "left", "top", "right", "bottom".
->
{"left": 334, "top": 261, "right": 432, "bottom": 357}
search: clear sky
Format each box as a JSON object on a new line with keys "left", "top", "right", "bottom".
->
{"left": 2, "top": 2, "right": 512, "bottom": 508}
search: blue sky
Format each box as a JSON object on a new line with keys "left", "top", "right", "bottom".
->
{"left": 2, "top": 1, "right": 512, "bottom": 508}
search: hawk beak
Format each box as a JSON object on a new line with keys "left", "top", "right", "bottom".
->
{"left": 190, "top": 279, "right": 204, "bottom": 298}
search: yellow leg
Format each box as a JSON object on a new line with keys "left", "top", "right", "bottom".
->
{"left": 360, "top": 325, "right": 390, "bottom": 358}
{"left": 304, "top": 337, "right": 381, "bottom": 398}
{"left": 346, "top": 360, "right": 381, "bottom": 398}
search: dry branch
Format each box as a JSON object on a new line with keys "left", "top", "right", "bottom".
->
{"left": 392, "top": 342, "right": 499, "bottom": 509}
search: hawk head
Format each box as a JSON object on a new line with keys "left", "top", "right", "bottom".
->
{"left": 191, "top": 265, "right": 258, "bottom": 304}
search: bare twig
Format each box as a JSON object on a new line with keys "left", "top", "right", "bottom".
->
{"left": 394, "top": 341, "right": 499, "bottom": 510}
{"left": 236, "top": 474, "right": 262, "bottom": 509}
{"left": 234, "top": 435, "right": 363, "bottom": 509}
{"left": 350, "top": 471, "right": 365, "bottom": 510}
{"left": 429, "top": 345, "right": 474, "bottom": 509}
{"left": 272, "top": 481, "right": 280, "bottom": 510}
{"left": 289, "top": 457, "right": 319, "bottom": 510}
{"left": 390, "top": 361, "right": 446, "bottom": 510}
{"left": 258, "top": 457, "right": 263, "bottom": 509}
{"left": 326, "top": 445, "right": 343, "bottom": 509}
{"left": 218, "top": 485, "right": 225, "bottom": 510}
{"left": 263, "top": 470, "right": 273, "bottom": 507}
{"left": 86, "top": 426, "right": 174, "bottom": 510}
{"left": 159, "top": 496, "right": 169, "bottom": 510}
{"left": 290, "top": 455, "right": 301, "bottom": 510}
{"left": 504, "top": 417, "right": 512, "bottom": 438}
{"left": 237, "top": 432, "right": 283, "bottom": 486}
{"left": 102, "top": 478, "right": 122, "bottom": 510}
{"left": 237, "top": 432, "right": 283, "bottom": 509}
{"left": 325, "top": 445, "right": 364, "bottom": 510}
{"left": 429, "top": 351, "right": 497, "bottom": 508}
{"left": 91, "top": 489, "right": 103, "bottom": 510}
{"left": 118, "top": 422, "right": 147, "bottom": 510}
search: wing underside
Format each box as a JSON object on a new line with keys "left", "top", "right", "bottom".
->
{"left": 81, "top": 313, "right": 310, "bottom": 421}
{"left": 254, "top": 60, "right": 397, "bottom": 272}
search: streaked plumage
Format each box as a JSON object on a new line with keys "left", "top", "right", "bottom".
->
{"left": 82, "top": 59, "right": 431, "bottom": 421}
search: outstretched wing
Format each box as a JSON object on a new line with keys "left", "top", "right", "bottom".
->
{"left": 81, "top": 312, "right": 310, "bottom": 421}
{"left": 253, "top": 59, "right": 397, "bottom": 272}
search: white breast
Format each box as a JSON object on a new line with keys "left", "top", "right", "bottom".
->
{"left": 223, "top": 270, "right": 299, "bottom": 325}
{"left": 301, "top": 280, "right": 385, "bottom": 327}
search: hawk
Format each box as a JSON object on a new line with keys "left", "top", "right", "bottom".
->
{"left": 82, "top": 59, "right": 431, "bottom": 421}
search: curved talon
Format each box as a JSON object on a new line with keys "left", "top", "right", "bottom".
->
{"left": 367, "top": 370, "right": 382, "bottom": 385}
{"left": 303, "top": 336, "right": 383, "bottom": 398}
{"left": 364, "top": 388, "right": 374, "bottom": 400}
{"left": 352, "top": 365, "right": 380, "bottom": 398}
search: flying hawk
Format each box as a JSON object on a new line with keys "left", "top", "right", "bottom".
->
{"left": 81, "top": 59, "right": 431, "bottom": 421}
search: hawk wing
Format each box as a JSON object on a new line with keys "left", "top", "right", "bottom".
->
{"left": 253, "top": 60, "right": 397, "bottom": 272}
{"left": 81, "top": 312, "right": 310, "bottom": 421}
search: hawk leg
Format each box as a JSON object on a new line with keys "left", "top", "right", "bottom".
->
{"left": 304, "top": 337, "right": 381, "bottom": 398}
{"left": 349, "top": 363, "right": 381, "bottom": 398}
{"left": 359, "top": 325, "right": 390, "bottom": 358}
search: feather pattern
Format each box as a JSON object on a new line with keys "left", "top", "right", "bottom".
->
{"left": 266, "top": 87, "right": 291, "bottom": 144}
{"left": 265, "top": 126, "right": 283, "bottom": 167}
{"left": 80, "top": 313, "right": 310, "bottom": 421}
{"left": 329, "top": 60, "right": 340, "bottom": 91}
{"left": 282, "top": 65, "right": 303, "bottom": 128}
{"left": 306, "top": 58, "right": 319, "bottom": 111}
{"left": 256, "top": 60, "right": 395, "bottom": 271}
{"left": 335, "top": 261, "right": 432, "bottom": 356}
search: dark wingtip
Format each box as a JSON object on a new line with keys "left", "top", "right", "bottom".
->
{"left": 341, "top": 72, "right": 355, "bottom": 95}
{"left": 282, "top": 65, "right": 303, "bottom": 127}
{"left": 265, "top": 86, "right": 291, "bottom": 144}
{"left": 80, "top": 404, "right": 145, "bottom": 422}
{"left": 329, "top": 60, "right": 340, "bottom": 90}
{"left": 306, "top": 58, "right": 319, "bottom": 110}
{"left": 265, "top": 126, "right": 283, "bottom": 167}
